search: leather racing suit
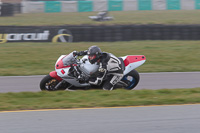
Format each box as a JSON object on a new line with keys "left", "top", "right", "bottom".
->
{"left": 75, "top": 51, "right": 124, "bottom": 90}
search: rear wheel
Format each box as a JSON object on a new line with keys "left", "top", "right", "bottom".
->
{"left": 40, "top": 74, "right": 66, "bottom": 91}
{"left": 122, "top": 70, "right": 140, "bottom": 90}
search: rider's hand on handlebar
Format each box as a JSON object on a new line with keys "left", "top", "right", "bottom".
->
{"left": 73, "top": 50, "right": 88, "bottom": 56}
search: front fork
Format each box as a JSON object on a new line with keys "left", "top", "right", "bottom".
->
{"left": 49, "top": 71, "right": 64, "bottom": 90}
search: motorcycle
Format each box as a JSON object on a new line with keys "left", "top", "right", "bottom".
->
{"left": 40, "top": 52, "right": 146, "bottom": 91}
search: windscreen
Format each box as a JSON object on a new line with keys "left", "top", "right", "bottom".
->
{"left": 62, "top": 52, "right": 77, "bottom": 66}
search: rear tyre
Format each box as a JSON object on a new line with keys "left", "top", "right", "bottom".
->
{"left": 40, "top": 74, "right": 65, "bottom": 91}
{"left": 122, "top": 70, "right": 140, "bottom": 90}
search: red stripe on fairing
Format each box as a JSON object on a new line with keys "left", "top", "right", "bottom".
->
{"left": 56, "top": 59, "right": 70, "bottom": 69}
{"left": 124, "top": 55, "right": 146, "bottom": 66}
{"left": 49, "top": 71, "right": 62, "bottom": 81}
{"left": 55, "top": 57, "right": 77, "bottom": 69}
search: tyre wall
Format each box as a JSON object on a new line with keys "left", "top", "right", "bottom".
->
{"left": 71, "top": 25, "right": 200, "bottom": 42}
{"left": 0, "top": 24, "right": 200, "bottom": 43}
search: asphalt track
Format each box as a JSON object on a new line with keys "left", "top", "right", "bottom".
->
{"left": 1, "top": 104, "right": 200, "bottom": 133}
{"left": 1, "top": 73, "right": 200, "bottom": 133}
{"left": 0, "top": 72, "right": 200, "bottom": 93}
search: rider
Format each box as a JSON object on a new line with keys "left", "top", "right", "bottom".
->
{"left": 73, "top": 46, "right": 124, "bottom": 90}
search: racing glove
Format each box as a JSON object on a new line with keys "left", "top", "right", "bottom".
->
{"left": 73, "top": 50, "right": 88, "bottom": 56}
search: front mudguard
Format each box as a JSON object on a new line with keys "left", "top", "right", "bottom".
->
{"left": 49, "top": 71, "right": 62, "bottom": 81}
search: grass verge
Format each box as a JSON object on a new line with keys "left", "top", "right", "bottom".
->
{"left": 0, "top": 41, "right": 200, "bottom": 76}
{"left": 1, "top": 10, "right": 200, "bottom": 26}
{"left": 0, "top": 88, "right": 200, "bottom": 111}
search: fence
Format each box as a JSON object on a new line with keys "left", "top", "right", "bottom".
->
{"left": 22, "top": 0, "right": 200, "bottom": 13}
{"left": 0, "top": 3, "right": 14, "bottom": 16}
{"left": 1, "top": 24, "right": 200, "bottom": 43}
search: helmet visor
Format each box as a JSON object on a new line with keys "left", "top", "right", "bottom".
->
{"left": 88, "top": 54, "right": 96, "bottom": 60}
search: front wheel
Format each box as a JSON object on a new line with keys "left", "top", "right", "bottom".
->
{"left": 40, "top": 74, "right": 66, "bottom": 91}
{"left": 121, "top": 70, "right": 140, "bottom": 90}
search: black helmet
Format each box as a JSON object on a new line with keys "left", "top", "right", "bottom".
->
{"left": 87, "top": 46, "right": 102, "bottom": 64}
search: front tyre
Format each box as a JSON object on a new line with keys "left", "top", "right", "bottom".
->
{"left": 40, "top": 74, "right": 64, "bottom": 91}
{"left": 122, "top": 70, "right": 140, "bottom": 90}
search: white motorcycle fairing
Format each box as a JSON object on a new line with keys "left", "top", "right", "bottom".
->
{"left": 55, "top": 53, "right": 99, "bottom": 87}
{"left": 122, "top": 55, "right": 146, "bottom": 75}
